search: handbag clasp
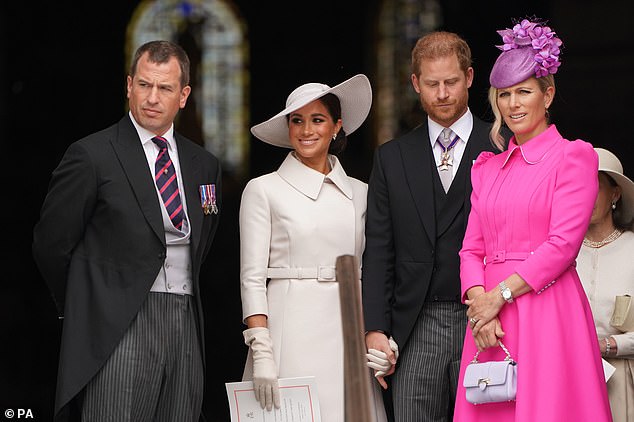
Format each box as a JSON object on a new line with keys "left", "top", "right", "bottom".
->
{"left": 477, "top": 378, "right": 491, "bottom": 390}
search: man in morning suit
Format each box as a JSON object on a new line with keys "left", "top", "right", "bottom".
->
{"left": 362, "top": 32, "right": 498, "bottom": 421}
{"left": 32, "top": 40, "right": 221, "bottom": 421}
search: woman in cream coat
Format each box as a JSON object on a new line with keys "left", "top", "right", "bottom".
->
{"left": 577, "top": 148, "right": 634, "bottom": 422}
{"left": 239, "top": 74, "right": 386, "bottom": 421}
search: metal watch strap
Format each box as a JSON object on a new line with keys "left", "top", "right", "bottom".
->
{"left": 499, "top": 281, "right": 514, "bottom": 304}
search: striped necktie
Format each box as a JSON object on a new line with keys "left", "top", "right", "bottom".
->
{"left": 152, "top": 136, "right": 185, "bottom": 231}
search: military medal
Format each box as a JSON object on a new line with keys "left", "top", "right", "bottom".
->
{"left": 199, "top": 183, "right": 218, "bottom": 215}
{"left": 438, "top": 131, "right": 459, "bottom": 171}
{"left": 439, "top": 151, "right": 453, "bottom": 171}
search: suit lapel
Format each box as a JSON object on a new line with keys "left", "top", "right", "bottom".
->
{"left": 110, "top": 116, "right": 165, "bottom": 245}
{"left": 400, "top": 124, "right": 436, "bottom": 244}
{"left": 176, "top": 135, "right": 203, "bottom": 256}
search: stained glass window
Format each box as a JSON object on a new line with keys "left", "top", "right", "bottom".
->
{"left": 127, "top": 0, "right": 249, "bottom": 176}
{"left": 374, "top": 0, "right": 441, "bottom": 145}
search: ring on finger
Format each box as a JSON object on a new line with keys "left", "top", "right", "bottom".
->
{"left": 469, "top": 317, "right": 478, "bottom": 326}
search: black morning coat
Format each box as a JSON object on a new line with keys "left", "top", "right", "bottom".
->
{"left": 32, "top": 115, "right": 222, "bottom": 420}
{"left": 362, "top": 116, "right": 497, "bottom": 349}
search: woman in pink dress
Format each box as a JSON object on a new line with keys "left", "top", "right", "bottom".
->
{"left": 453, "top": 19, "right": 612, "bottom": 421}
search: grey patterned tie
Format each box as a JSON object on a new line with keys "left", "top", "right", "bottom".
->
{"left": 436, "top": 128, "right": 458, "bottom": 193}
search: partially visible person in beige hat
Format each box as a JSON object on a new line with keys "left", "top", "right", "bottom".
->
{"left": 577, "top": 147, "right": 634, "bottom": 422}
{"left": 238, "top": 74, "right": 387, "bottom": 421}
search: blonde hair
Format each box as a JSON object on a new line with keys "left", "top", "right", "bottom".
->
{"left": 488, "top": 75, "right": 556, "bottom": 150}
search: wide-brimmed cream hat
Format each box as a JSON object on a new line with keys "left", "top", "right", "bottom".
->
{"left": 250, "top": 74, "right": 372, "bottom": 148}
{"left": 595, "top": 148, "right": 634, "bottom": 223}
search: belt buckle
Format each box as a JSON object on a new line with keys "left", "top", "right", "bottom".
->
{"left": 492, "top": 250, "right": 506, "bottom": 263}
{"left": 318, "top": 266, "right": 336, "bottom": 281}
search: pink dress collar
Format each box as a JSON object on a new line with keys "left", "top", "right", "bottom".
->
{"left": 502, "top": 124, "right": 563, "bottom": 167}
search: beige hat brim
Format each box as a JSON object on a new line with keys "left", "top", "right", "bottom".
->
{"left": 250, "top": 74, "right": 372, "bottom": 148}
{"left": 596, "top": 148, "right": 634, "bottom": 223}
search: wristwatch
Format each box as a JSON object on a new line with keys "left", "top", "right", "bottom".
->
{"left": 499, "top": 281, "right": 514, "bottom": 304}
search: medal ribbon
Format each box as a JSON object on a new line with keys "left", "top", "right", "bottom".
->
{"left": 438, "top": 132, "right": 459, "bottom": 154}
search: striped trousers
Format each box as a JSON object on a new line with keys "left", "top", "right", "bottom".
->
{"left": 392, "top": 302, "right": 467, "bottom": 422}
{"left": 82, "top": 293, "right": 203, "bottom": 422}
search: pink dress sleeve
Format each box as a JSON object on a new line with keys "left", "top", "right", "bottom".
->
{"left": 514, "top": 140, "right": 598, "bottom": 293}
{"left": 459, "top": 151, "right": 496, "bottom": 301}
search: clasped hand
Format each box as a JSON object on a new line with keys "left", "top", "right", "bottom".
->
{"left": 365, "top": 331, "right": 398, "bottom": 390}
{"left": 466, "top": 288, "right": 505, "bottom": 351}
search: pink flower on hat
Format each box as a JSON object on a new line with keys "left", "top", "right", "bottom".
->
{"left": 495, "top": 19, "right": 563, "bottom": 79}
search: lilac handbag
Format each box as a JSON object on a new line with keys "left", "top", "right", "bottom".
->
{"left": 463, "top": 340, "right": 517, "bottom": 405}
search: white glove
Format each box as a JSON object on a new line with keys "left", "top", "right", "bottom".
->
{"left": 366, "top": 336, "right": 399, "bottom": 378}
{"left": 243, "top": 327, "right": 281, "bottom": 411}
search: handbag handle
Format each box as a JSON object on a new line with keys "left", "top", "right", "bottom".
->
{"left": 470, "top": 340, "right": 515, "bottom": 364}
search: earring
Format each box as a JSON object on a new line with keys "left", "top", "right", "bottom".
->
{"left": 332, "top": 133, "right": 337, "bottom": 141}
{"left": 612, "top": 202, "right": 617, "bottom": 210}
{"left": 545, "top": 109, "right": 550, "bottom": 118}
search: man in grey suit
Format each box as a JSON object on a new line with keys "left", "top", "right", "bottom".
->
{"left": 33, "top": 40, "right": 221, "bottom": 421}
{"left": 362, "top": 32, "right": 498, "bottom": 421}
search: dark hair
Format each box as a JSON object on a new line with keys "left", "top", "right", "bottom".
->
{"left": 130, "top": 40, "right": 190, "bottom": 88}
{"left": 318, "top": 93, "right": 347, "bottom": 155}
{"left": 603, "top": 172, "right": 634, "bottom": 231}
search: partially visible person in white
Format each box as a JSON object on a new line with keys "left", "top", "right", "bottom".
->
{"left": 239, "top": 74, "right": 387, "bottom": 421}
{"left": 577, "top": 147, "right": 634, "bottom": 422}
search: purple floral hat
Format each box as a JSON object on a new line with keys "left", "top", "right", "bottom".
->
{"left": 489, "top": 18, "right": 563, "bottom": 89}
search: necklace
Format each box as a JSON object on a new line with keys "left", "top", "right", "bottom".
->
{"left": 583, "top": 228, "right": 623, "bottom": 248}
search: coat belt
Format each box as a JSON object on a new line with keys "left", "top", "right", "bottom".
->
{"left": 267, "top": 266, "right": 337, "bottom": 281}
{"left": 485, "top": 250, "right": 532, "bottom": 264}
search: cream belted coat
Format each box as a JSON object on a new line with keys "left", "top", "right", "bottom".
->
{"left": 239, "top": 152, "right": 386, "bottom": 422}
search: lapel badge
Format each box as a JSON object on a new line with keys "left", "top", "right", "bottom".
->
{"left": 199, "top": 183, "right": 218, "bottom": 215}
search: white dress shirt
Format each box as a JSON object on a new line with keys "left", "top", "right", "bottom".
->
{"left": 428, "top": 109, "right": 474, "bottom": 178}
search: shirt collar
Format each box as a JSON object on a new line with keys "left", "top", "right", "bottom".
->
{"left": 428, "top": 108, "right": 473, "bottom": 147}
{"left": 129, "top": 111, "right": 176, "bottom": 150}
{"left": 276, "top": 152, "right": 353, "bottom": 200}
{"left": 502, "top": 124, "right": 562, "bottom": 167}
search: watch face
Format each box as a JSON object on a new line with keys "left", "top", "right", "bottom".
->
{"left": 502, "top": 289, "right": 512, "bottom": 300}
